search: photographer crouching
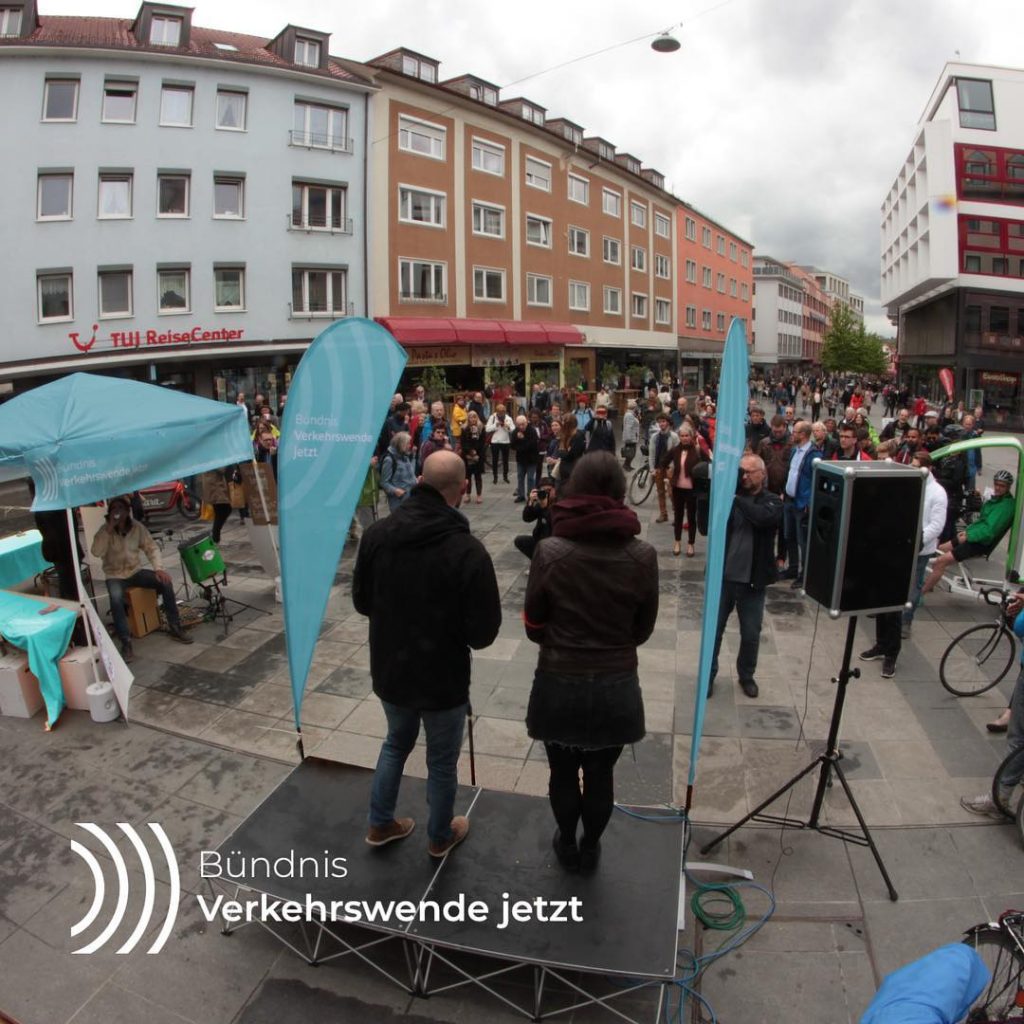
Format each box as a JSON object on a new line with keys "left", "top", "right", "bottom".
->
{"left": 514, "top": 485, "right": 554, "bottom": 561}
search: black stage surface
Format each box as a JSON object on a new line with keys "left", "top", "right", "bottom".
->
{"left": 216, "top": 758, "right": 682, "bottom": 981}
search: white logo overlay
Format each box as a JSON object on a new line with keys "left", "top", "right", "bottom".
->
{"left": 70, "top": 823, "right": 181, "bottom": 955}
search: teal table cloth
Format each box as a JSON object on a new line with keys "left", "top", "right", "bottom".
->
{"left": 0, "top": 589, "right": 75, "bottom": 727}
{"left": 0, "top": 531, "right": 52, "bottom": 589}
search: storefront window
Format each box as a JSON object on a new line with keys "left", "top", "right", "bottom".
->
{"left": 213, "top": 365, "right": 296, "bottom": 412}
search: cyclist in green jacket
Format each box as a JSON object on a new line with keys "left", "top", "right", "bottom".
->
{"left": 922, "top": 469, "right": 1015, "bottom": 595}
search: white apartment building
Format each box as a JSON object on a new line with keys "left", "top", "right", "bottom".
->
{"left": 751, "top": 257, "right": 804, "bottom": 370}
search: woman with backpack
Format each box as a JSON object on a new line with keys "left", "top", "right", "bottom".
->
{"left": 379, "top": 432, "right": 417, "bottom": 512}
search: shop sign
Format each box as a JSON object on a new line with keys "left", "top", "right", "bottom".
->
{"left": 978, "top": 371, "right": 1020, "bottom": 387}
{"left": 404, "top": 345, "right": 463, "bottom": 367}
{"left": 68, "top": 324, "right": 245, "bottom": 354}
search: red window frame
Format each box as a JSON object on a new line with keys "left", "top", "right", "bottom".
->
{"left": 958, "top": 214, "right": 1024, "bottom": 278}
{"left": 955, "top": 143, "right": 1024, "bottom": 203}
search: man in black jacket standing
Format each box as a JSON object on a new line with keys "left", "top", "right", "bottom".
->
{"left": 708, "top": 453, "right": 783, "bottom": 699}
{"left": 353, "top": 450, "right": 501, "bottom": 858}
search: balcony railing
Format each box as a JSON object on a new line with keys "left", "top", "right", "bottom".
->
{"left": 288, "top": 302, "right": 354, "bottom": 320}
{"left": 398, "top": 291, "right": 447, "bottom": 304}
{"left": 287, "top": 214, "right": 354, "bottom": 235}
{"left": 288, "top": 130, "right": 353, "bottom": 153}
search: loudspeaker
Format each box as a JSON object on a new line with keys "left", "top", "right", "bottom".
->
{"left": 804, "top": 461, "right": 925, "bottom": 617}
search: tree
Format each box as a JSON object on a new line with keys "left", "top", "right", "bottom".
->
{"left": 821, "top": 305, "right": 889, "bottom": 376}
{"left": 417, "top": 365, "right": 449, "bottom": 401}
{"left": 855, "top": 331, "right": 889, "bottom": 377}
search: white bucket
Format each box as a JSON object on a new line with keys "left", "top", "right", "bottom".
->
{"left": 86, "top": 681, "right": 119, "bottom": 723}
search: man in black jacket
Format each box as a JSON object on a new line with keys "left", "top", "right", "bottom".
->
{"left": 353, "top": 450, "right": 501, "bottom": 858}
{"left": 708, "top": 453, "right": 783, "bottom": 699}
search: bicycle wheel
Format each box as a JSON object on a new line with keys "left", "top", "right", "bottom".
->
{"left": 963, "top": 925, "right": 1024, "bottom": 1021}
{"left": 993, "top": 745, "right": 1024, "bottom": 818}
{"left": 177, "top": 487, "right": 201, "bottom": 520}
{"left": 629, "top": 467, "right": 653, "bottom": 506}
{"left": 939, "top": 623, "right": 1016, "bottom": 697}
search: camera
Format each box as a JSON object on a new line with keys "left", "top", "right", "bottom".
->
{"left": 536, "top": 487, "right": 550, "bottom": 502}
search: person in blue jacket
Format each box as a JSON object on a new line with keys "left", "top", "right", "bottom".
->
{"left": 781, "top": 420, "right": 822, "bottom": 586}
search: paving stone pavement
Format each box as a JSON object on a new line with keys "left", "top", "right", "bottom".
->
{"left": 0, "top": 433, "right": 1021, "bottom": 1023}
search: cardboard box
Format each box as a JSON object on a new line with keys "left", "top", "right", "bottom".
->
{"left": 60, "top": 647, "right": 107, "bottom": 711}
{"left": 0, "top": 651, "right": 43, "bottom": 718}
{"left": 126, "top": 587, "right": 160, "bottom": 638}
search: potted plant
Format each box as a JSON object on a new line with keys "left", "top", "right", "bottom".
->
{"left": 417, "top": 365, "right": 449, "bottom": 403}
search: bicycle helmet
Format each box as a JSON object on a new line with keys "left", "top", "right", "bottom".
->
{"left": 993, "top": 469, "right": 1014, "bottom": 485}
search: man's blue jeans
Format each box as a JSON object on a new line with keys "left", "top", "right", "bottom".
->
{"left": 902, "top": 552, "right": 932, "bottom": 626}
{"left": 997, "top": 667, "right": 1024, "bottom": 793}
{"left": 369, "top": 700, "right": 466, "bottom": 844}
{"left": 105, "top": 569, "right": 182, "bottom": 641}
{"left": 515, "top": 458, "right": 537, "bottom": 500}
{"left": 783, "top": 501, "right": 807, "bottom": 572}
{"left": 710, "top": 581, "right": 767, "bottom": 684}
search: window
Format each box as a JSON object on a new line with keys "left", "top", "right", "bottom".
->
{"left": 631, "top": 293, "right": 648, "bottom": 318}
{"left": 216, "top": 90, "right": 246, "bottom": 130}
{"left": 716, "top": 273, "right": 726, "bottom": 293}
{"left": 469, "top": 83, "right": 497, "bottom": 105}
{"left": 701, "top": 309, "right": 712, "bottom": 330}
{"left": 603, "top": 287, "right": 621, "bottom": 315}
{"left": 471, "top": 138, "right": 504, "bottom": 175}
{"left": 654, "top": 212, "right": 670, "bottom": 238}
{"left": 568, "top": 174, "right": 589, "bottom": 205}
{"left": 655, "top": 254, "right": 670, "bottom": 278}
{"left": 398, "top": 186, "right": 444, "bottom": 227}
{"left": 603, "top": 237, "right": 621, "bottom": 265}
{"left": 568, "top": 280, "right": 589, "bottom": 312}
{"left": 102, "top": 82, "right": 137, "bottom": 123}
{"left": 741, "top": 283, "right": 749, "bottom": 300}
{"left": 214, "top": 267, "right": 245, "bottom": 311}
{"left": 701, "top": 226, "right": 712, "bottom": 247}
{"left": 0, "top": 6, "right": 21, "bottom": 36}
{"left": 685, "top": 259, "right": 696, "bottom": 283}
{"left": 631, "top": 246, "right": 646, "bottom": 272}
{"left": 526, "top": 214, "right": 552, "bottom": 248}
{"left": 150, "top": 14, "right": 182, "bottom": 46}
{"left": 956, "top": 144, "right": 1024, "bottom": 203}
{"left": 684, "top": 217, "right": 696, "bottom": 241}
{"left": 603, "top": 189, "right": 622, "bottom": 217}
{"left": 157, "top": 174, "right": 189, "bottom": 216}
{"left": 525, "top": 157, "right": 551, "bottom": 191}
{"left": 472, "top": 201, "right": 504, "bottom": 238}
{"left": 656, "top": 299, "right": 671, "bottom": 324}
{"left": 43, "top": 79, "right": 78, "bottom": 121}
{"left": 702, "top": 266, "right": 712, "bottom": 288}
{"left": 292, "top": 268, "right": 347, "bottom": 316}
{"left": 630, "top": 201, "right": 646, "bottom": 228}
{"left": 397, "top": 115, "right": 444, "bottom": 159}
{"left": 37, "top": 272, "right": 72, "bottom": 322}
{"left": 399, "top": 259, "right": 446, "bottom": 302}
{"left": 729, "top": 241, "right": 737, "bottom": 261}
{"left": 158, "top": 268, "right": 190, "bottom": 312}
{"left": 159, "top": 85, "right": 193, "bottom": 127}
{"left": 401, "top": 54, "right": 436, "bottom": 82}
{"left": 473, "top": 267, "right": 505, "bottom": 302}
{"left": 521, "top": 103, "right": 544, "bottom": 126}
{"left": 685, "top": 305, "right": 696, "bottom": 329}
{"left": 99, "top": 270, "right": 132, "bottom": 318}
{"left": 98, "top": 174, "right": 132, "bottom": 218}
{"left": 214, "top": 176, "right": 244, "bottom": 218}
{"left": 293, "top": 182, "right": 348, "bottom": 230}
{"left": 740, "top": 250, "right": 749, "bottom": 268}
{"left": 294, "top": 37, "right": 321, "bottom": 67}
{"left": 989, "top": 306, "right": 1010, "bottom": 332}
{"left": 568, "top": 226, "right": 589, "bottom": 257}
{"left": 957, "top": 78, "right": 995, "bottom": 131}
{"left": 293, "top": 101, "right": 349, "bottom": 151}
{"left": 964, "top": 254, "right": 982, "bottom": 272}
{"left": 729, "top": 278, "right": 737, "bottom": 296}
{"left": 527, "top": 274, "right": 552, "bottom": 307}
{"left": 716, "top": 235, "right": 726, "bottom": 255}
{"left": 37, "top": 173, "right": 73, "bottom": 220}
{"left": 716, "top": 313, "right": 726, "bottom": 330}
{"left": 959, "top": 213, "right": 1024, "bottom": 278}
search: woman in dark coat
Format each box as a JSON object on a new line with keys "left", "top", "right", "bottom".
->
{"left": 523, "top": 452, "right": 659, "bottom": 871}
{"left": 458, "top": 411, "right": 488, "bottom": 503}
{"left": 553, "top": 414, "right": 586, "bottom": 496}
{"left": 663, "top": 424, "right": 709, "bottom": 557}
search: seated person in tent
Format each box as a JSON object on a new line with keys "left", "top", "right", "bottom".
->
{"left": 91, "top": 496, "right": 194, "bottom": 662}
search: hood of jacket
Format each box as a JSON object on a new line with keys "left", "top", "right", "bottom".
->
{"left": 379, "top": 483, "right": 468, "bottom": 548}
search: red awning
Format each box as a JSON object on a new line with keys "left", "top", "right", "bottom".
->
{"left": 375, "top": 317, "right": 584, "bottom": 347}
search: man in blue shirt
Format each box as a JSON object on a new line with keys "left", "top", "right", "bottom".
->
{"left": 782, "top": 421, "right": 821, "bottom": 587}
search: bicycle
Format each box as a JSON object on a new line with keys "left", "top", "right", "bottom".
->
{"left": 962, "top": 909, "right": 1024, "bottom": 1021}
{"left": 939, "top": 588, "right": 1019, "bottom": 697}
{"left": 628, "top": 463, "right": 653, "bottom": 506}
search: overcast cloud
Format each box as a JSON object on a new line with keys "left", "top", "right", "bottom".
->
{"left": 50, "top": 0, "right": 1024, "bottom": 336}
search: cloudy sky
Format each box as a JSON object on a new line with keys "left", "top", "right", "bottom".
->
{"left": 50, "top": 0, "right": 1024, "bottom": 336}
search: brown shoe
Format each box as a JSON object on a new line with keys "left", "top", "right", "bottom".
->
{"left": 365, "top": 817, "right": 415, "bottom": 847}
{"left": 428, "top": 816, "right": 469, "bottom": 858}
{"left": 656, "top": 514, "right": 668, "bottom": 523}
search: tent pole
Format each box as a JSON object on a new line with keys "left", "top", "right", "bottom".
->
{"left": 250, "top": 459, "right": 281, "bottom": 568}
{"left": 65, "top": 506, "right": 102, "bottom": 688}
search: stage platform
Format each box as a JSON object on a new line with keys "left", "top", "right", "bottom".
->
{"left": 211, "top": 757, "right": 684, "bottom": 1022}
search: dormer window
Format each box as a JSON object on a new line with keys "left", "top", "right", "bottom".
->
{"left": 401, "top": 54, "right": 437, "bottom": 82}
{"left": 522, "top": 104, "right": 544, "bottom": 127}
{"left": 564, "top": 126, "right": 582, "bottom": 145}
{"left": 150, "top": 14, "right": 182, "bottom": 46}
{"left": 469, "top": 83, "right": 497, "bottom": 106}
{"left": 0, "top": 6, "right": 21, "bottom": 37}
{"left": 295, "top": 36, "right": 321, "bottom": 68}
{"left": 599, "top": 142, "right": 614, "bottom": 160}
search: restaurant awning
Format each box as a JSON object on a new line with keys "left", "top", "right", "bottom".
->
{"left": 375, "top": 317, "right": 583, "bottom": 347}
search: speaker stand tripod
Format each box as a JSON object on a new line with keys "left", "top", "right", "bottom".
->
{"left": 194, "top": 570, "right": 268, "bottom": 640}
{"left": 700, "top": 615, "right": 898, "bottom": 902}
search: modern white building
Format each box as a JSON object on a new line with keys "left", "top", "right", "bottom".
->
{"left": 751, "top": 256, "right": 805, "bottom": 370}
{"left": 881, "top": 62, "right": 1024, "bottom": 424}
{"left": 0, "top": 1, "right": 375, "bottom": 405}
